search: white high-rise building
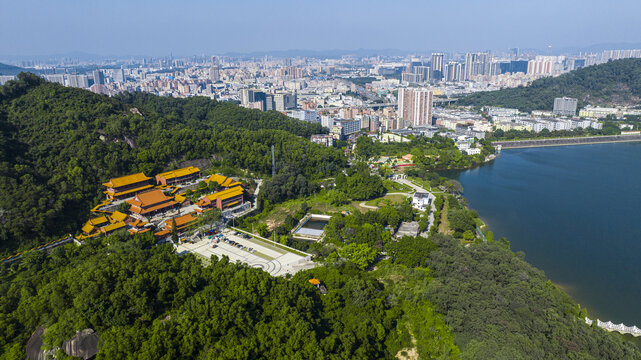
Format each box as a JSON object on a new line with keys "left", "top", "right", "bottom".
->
{"left": 553, "top": 97, "right": 578, "bottom": 116}
{"left": 397, "top": 88, "right": 433, "bottom": 128}
{"left": 431, "top": 53, "right": 444, "bottom": 80}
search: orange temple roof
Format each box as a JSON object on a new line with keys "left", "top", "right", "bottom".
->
{"left": 103, "top": 172, "right": 151, "bottom": 188}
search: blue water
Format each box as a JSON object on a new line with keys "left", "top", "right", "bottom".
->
{"left": 444, "top": 142, "right": 641, "bottom": 325}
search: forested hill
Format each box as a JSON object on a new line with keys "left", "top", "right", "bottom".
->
{"left": 457, "top": 58, "right": 641, "bottom": 112}
{"left": 0, "top": 73, "right": 345, "bottom": 252}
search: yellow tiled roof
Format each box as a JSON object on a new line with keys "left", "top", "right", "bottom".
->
{"left": 156, "top": 166, "right": 200, "bottom": 180}
{"left": 81, "top": 224, "right": 95, "bottom": 234}
{"left": 88, "top": 216, "right": 108, "bottom": 226}
{"left": 103, "top": 173, "right": 151, "bottom": 188}
{"left": 105, "top": 184, "right": 154, "bottom": 196}
{"left": 110, "top": 211, "right": 128, "bottom": 222}
{"left": 205, "top": 174, "right": 242, "bottom": 188}
{"left": 100, "top": 222, "right": 126, "bottom": 233}
{"left": 202, "top": 185, "right": 244, "bottom": 202}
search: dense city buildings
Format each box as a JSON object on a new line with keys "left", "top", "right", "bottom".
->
{"left": 8, "top": 46, "right": 640, "bottom": 139}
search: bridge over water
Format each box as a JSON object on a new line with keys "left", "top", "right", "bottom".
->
{"left": 585, "top": 318, "right": 641, "bottom": 337}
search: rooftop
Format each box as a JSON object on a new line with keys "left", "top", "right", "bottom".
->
{"left": 103, "top": 172, "right": 151, "bottom": 188}
{"left": 127, "top": 189, "right": 174, "bottom": 207}
{"left": 156, "top": 166, "right": 200, "bottom": 180}
{"left": 205, "top": 174, "right": 242, "bottom": 188}
{"left": 201, "top": 185, "right": 244, "bottom": 202}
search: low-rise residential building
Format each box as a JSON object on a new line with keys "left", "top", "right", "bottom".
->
{"left": 310, "top": 134, "right": 334, "bottom": 147}
{"left": 103, "top": 172, "right": 153, "bottom": 200}
{"left": 396, "top": 221, "right": 419, "bottom": 238}
{"left": 412, "top": 192, "right": 431, "bottom": 211}
{"left": 155, "top": 166, "right": 201, "bottom": 185}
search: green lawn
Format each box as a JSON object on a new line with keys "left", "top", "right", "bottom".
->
{"left": 256, "top": 192, "right": 358, "bottom": 230}
{"left": 365, "top": 193, "right": 409, "bottom": 207}
{"left": 383, "top": 179, "right": 412, "bottom": 193}
{"left": 438, "top": 201, "right": 451, "bottom": 234}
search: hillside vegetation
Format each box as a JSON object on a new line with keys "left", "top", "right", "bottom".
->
{"left": 0, "top": 73, "right": 345, "bottom": 252}
{"left": 1, "top": 74, "right": 640, "bottom": 359}
{"left": 458, "top": 58, "right": 641, "bottom": 112}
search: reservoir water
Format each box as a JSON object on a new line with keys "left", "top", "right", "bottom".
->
{"left": 443, "top": 142, "right": 641, "bottom": 326}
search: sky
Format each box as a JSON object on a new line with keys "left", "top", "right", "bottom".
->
{"left": 1, "top": 0, "right": 641, "bottom": 56}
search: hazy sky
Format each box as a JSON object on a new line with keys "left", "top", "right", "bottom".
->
{"left": 1, "top": 0, "right": 640, "bottom": 56}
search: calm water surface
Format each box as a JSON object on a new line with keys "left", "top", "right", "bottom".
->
{"left": 444, "top": 142, "right": 641, "bottom": 325}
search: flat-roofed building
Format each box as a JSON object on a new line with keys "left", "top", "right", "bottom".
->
{"left": 197, "top": 186, "right": 244, "bottom": 210}
{"left": 155, "top": 166, "right": 201, "bottom": 185}
{"left": 126, "top": 190, "right": 179, "bottom": 217}
{"left": 103, "top": 172, "right": 153, "bottom": 200}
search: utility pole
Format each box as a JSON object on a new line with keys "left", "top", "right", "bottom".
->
{"left": 271, "top": 145, "right": 276, "bottom": 177}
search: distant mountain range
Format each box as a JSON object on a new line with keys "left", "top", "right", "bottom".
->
{"left": 457, "top": 58, "right": 641, "bottom": 112}
{"left": 0, "top": 62, "right": 27, "bottom": 76}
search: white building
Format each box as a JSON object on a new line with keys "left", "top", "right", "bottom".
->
{"left": 553, "top": 97, "right": 578, "bottom": 116}
{"left": 289, "top": 110, "right": 319, "bottom": 124}
{"left": 412, "top": 192, "right": 432, "bottom": 211}
{"left": 465, "top": 148, "right": 481, "bottom": 155}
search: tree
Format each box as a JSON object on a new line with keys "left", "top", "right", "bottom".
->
{"left": 171, "top": 219, "right": 179, "bottom": 243}
{"left": 338, "top": 243, "right": 379, "bottom": 270}
{"left": 208, "top": 181, "right": 219, "bottom": 192}
{"left": 257, "top": 223, "right": 269, "bottom": 238}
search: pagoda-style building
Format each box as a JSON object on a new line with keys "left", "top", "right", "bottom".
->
{"left": 126, "top": 189, "right": 179, "bottom": 217}
{"left": 204, "top": 174, "right": 243, "bottom": 189}
{"left": 103, "top": 172, "right": 153, "bottom": 200}
{"left": 155, "top": 166, "right": 201, "bottom": 186}
{"left": 197, "top": 186, "right": 244, "bottom": 211}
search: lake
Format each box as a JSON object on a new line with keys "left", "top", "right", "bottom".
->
{"left": 443, "top": 142, "right": 641, "bottom": 326}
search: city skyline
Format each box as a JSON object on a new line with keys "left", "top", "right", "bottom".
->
{"left": 2, "top": 0, "right": 641, "bottom": 57}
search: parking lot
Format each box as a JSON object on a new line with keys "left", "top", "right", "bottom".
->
{"left": 176, "top": 228, "right": 314, "bottom": 276}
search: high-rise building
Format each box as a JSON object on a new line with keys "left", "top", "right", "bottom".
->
{"left": 273, "top": 94, "right": 297, "bottom": 111}
{"left": 414, "top": 66, "right": 431, "bottom": 82}
{"left": 115, "top": 68, "right": 126, "bottom": 83}
{"left": 209, "top": 56, "right": 220, "bottom": 82}
{"left": 43, "top": 74, "right": 65, "bottom": 85}
{"left": 553, "top": 97, "right": 578, "bottom": 116}
{"left": 67, "top": 74, "right": 89, "bottom": 88}
{"left": 498, "top": 60, "right": 529, "bottom": 74}
{"left": 431, "top": 53, "right": 444, "bottom": 81}
{"left": 241, "top": 89, "right": 256, "bottom": 106}
{"left": 92, "top": 70, "right": 104, "bottom": 85}
{"left": 464, "top": 52, "right": 491, "bottom": 80}
{"left": 397, "top": 88, "right": 433, "bottom": 128}
{"left": 443, "top": 62, "right": 462, "bottom": 82}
